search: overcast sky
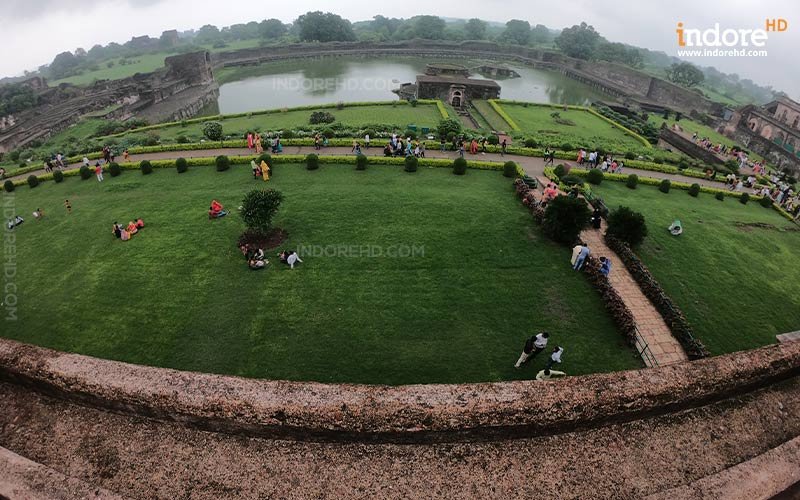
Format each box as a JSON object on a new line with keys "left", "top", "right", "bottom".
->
{"left": 2, "top": 0, "right": 797, "bottom": 98}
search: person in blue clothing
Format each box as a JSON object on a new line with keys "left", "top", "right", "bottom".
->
{"left": 599, "top": 256, "right": 612, "bottom": 276}
{"left": 573, "top": 244, "right": 590, "bottom": 271}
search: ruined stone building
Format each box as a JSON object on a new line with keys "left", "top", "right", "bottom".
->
{"left": 724, "top": 96, "right": 800, "bottom": 170}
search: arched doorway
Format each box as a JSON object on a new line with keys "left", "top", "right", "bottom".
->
{"left": 451, "top": 91, "right": 462, "bottom": 107}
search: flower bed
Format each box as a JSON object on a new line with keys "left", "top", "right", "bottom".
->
{"left": 604, "top": 235, "right": 709, "bottom": 360}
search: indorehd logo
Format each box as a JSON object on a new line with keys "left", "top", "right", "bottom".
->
{"left": 676, "top": 18, "right": 788, "bottom": 57}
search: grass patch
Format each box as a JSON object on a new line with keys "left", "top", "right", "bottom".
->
{"left": 595, "top": 181, "right": 800, "bottom": 355}
{"left": 3, "top": 164, "right": 640, "bottom": 384}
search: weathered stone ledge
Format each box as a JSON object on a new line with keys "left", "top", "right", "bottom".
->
{"left": 0, "top": 338, "right": 797, "bottom": 443}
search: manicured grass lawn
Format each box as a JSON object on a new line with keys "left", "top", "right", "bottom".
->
{"left": 2, "top": 165, "right": 640, "bottom": 384}
{"left": 110, "top": 103, "right": 444, "bottom": 142}
{"left": 472, "top": 100, "right": 509, "bottom": 131}
{"left": 595, "top": 181, "right": 800, "bottom": 355}
{"left": 500, "top": 103, "right": 646, "bottom": 151}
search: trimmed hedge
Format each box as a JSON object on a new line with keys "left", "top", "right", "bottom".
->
{"left": 355, "top": 154, "right": 368, "bottom": 171}
{"left": 586, "top": 168, "right": 603, "bottom": 185}
{"left": 27, "top": 175, "right": 39, "bottom": 188}
{"left": 581, "top": 255, "right": 638, "bottom": 347}
{"left": 175, "top": 157, "right": 188, "bottom": 173}
{"left": 79, "top": 166, "right": 92, "bottom": 180}
{"left": 688, "top": 183, "right": 701, "bottom": 197}
{"left": 215, "top": 155, "right": 230, "bottom": 172}
{"left": 404, "top": 156, "right": 418, "bottom": 173}
{"left": 626, "top": 174, "right": 638, "bottom": 189}
{"left": 4, "top": 180, "right": 15, "bottom": 192}
{"left": 453, "top": 157, "right": 467, "bottom": 175}
{"left": 140, "top": 160, "right": 153, "bottom": 175}
{"left": 503, "top": 161, "right": 518, "bottom": 178}
{"left": 740, "top": 192, "right": 750, "bottom": 204}
{"left": 658, "top": 179, "right": 670, "bottom": 193}
{"left": 108, "top": 162, "right": 121, "bottom": 177}
{"left": 605, "top": 235, "right": 709, "bottom": 360}
{"left": 759, "top": 196, "right": 774, "bottom": 208}
{"left": 305, "top": 154, "right": 319, "bottom": 170}
{"left": 53, "top": 170, "right": 64, "bottom": 183}
{"left": 715, "top": 192, "right": 725, "bottom": 201}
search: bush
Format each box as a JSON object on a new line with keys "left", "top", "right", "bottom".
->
{"left": 175, "top": 157, "right": 188, "bottom": 173}
{"left": 140, "top": 160, "right": 153, "bottom": 175}
{"left": 305, "top": 153, "right": 319, "bottom": 170}
{"left": 453, "top": 157, "right": 467, "bottom": 175}
{"left": 27, "top": 175, "right": 39, "bottom": 188}
{"left": 759, "top": 196, "right": 774, "bottom": 208}
{"left": 607, "top": 206, "right": 648, "bottom": 247}
{"left": 715, "top": 192, "right": 725, "bottom": 201}
{"left": 739, "top": 192, "right": 750, "bottom": 204}
{"left": 542, "top": 195, "right": 591, "bottom": 245}
{"left": 3, "top": 180, "right": 14, "bottom": 192}
{"left": 626, "top": 174, "right": 638, "bottom": 189}
{"left": 654, "top": 157, "right": 664, "bottom": 164}
{"left": 553, "top": 164, "right": 566, "bottom": 178}
{"left": 560, "top": 175, "right": 584, "bottom": 186}
{"left": 524, "top": 137, "right": 538, "bottom": 148}
{"left": 560, "top": 142, "right": 574, "bottom": 151}
{"left": 257, "top": 153, "right": 272, "bottom": 166}
{"left": 403, "top": 129, "right": 418, "bottom": 141}
{"left": 309, "top": 111, "right": 335, "bottom": 124}
{"left": 404, "top": 155, "right": 418, "bottom": 173}
{"left": 688, "top": 183, "right": 700, "bottom": 197}
{"left": 503, "top": 161, "right": 518, "bottom": 178}
{"left": 202, "top": 121, "right": 223, "bottom": 141}
{"left": 53, "top": 170, "right": 64, "bottom": 183}
{"left": 586, "top": 168, "right": 603, "bottom": 185}
{"left": 624, "top": 151, "right": 636, "bottom": 160}
{"left": 215, "top": 155, "right": 230, "bottom": 172}
{"left": 677, "top": 157, "right": 689, "bottom": 170}
{"left": 142, "top": 132, "right": 160, "bottom": 146}
{"left": 79, "top": 165, "right": 92, "bottom": 180}
{"left": 487, "top": 135, "right": 499, "bottom": 145}
{"left": 176, "top": 135, "right": 189, "bottom": 144}
{"left": 240, "top": 188, "right": 284, "bottom": 233}
{"left": 658, "top": 179, "right": 670, "bottom": 193}
{"left": 355, "top": 154, "right": 368, "bottom": 170}
{"left": 437, "top": 118, "right": 461, "bottom": 139}
{"left": 108, "top": 162, "right": 121, "bottom": 177}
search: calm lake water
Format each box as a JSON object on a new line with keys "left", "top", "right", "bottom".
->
{"left": 216, "top": 56, "right": 607, "bottom": 114}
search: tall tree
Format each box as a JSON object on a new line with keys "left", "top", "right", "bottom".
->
{"left": 464, "top": 18, "right": 487, "bottom": 40}
{"left": 195, "top": 24, "right": 221, "bottom": 43}
{"left": 555, "top": 22, "right": 601, "bottom": 59}
{"left": 259, "top": 19, "right": 287, "bottom": 39}
{"left": 500, "top": 20, "right": 531, "bottom": 45}
{"left": 413, "top": 16, "right": 446, "bottom": 39}
{"left": 295, "top": 11, "right": 356, "bottom": 42}
{"left": 665, "top": 62, "right": 705, "bottom": 88}
{"left": 530, "top": 24, "right": 553, "bottom": 44}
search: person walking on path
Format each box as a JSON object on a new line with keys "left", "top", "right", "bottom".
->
{"left": 515, "top": 332, "right": 550, "bottom": 368}
{"left": 501, "top": 139, "right": 507, "bottom": 156}
{"left": 536, "top": 368, "right": 566, "bottom": 381}
{"left": 573, "top": 244, "right": 590, "bottom": 271}
{"left": 364, "top": 133, "right": 370, "bottom": 149}
{"left": 545, "top": 346, "right": 564, "bottom": 371}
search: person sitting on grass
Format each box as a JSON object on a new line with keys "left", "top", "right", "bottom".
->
{"left": 136, "top": 218, "right": 144, "bottom": 229}
{"left": 279, "top": 250, "right": 303, "bottom": 269}
{"left": 33, "top": 208, "right": 44, "bottom": 221}
{"left": 208, "top": 200, "right": 227, "bottom": 219}
{"left": 120, "top": 227, "right": 131, "bottom": 241}
{"left": 126, "top": 220, "right": 139, "bottom": 235}
{"left": 248, "top": 257, "right": 266, "bottom": 270}
{"left": 535, "top": 368, "right": 566, "bottom": 381}
{"left": 669, "top": 220, "right": 683, "bottom": 236}
{"left": 112, "top": 222, "right": 122, "bottom": 239}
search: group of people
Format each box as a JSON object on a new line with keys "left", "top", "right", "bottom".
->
{"left": 514, "top": 331, "right": 566, "bottom": 380}
{"left": 246, "top": 132, "right": 283, "bottom": 154}
{"left": 382, "top": 134, "right": 427, "bottom": 158}
{"left": 571, "top": 242, "right": 612, "bottom": 276}
{"left": 239, "top": 244, "right": 304, "bottom": 271}
{"left": 6, "top": 215, "right": 24, "bottom": 230}
{"left": 250, "top": 160, "right": 271, "bottom": 181}
{"left": 112, "top": 219, "right": 144, "bottom": 241}
{"left": 576, "top": 149, "right": 625, "bottom": 173}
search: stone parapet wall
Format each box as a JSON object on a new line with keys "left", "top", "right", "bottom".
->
{"left": 0, "top": 338, "right": 797, "bottom": 443}
{"left": 658, "top": 125, "right": 725, "bottom": 165}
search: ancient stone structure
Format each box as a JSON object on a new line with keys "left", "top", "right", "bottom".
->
{"left": 473, "top": 64, "right": 520, "bottom": 78}
{"left": 723, "top": 96, "right": 800, "bottom": 170}
{"left": 658, "top": 125, "right": 724, "bottom": 165}
{"left": 0, "top": 51, "right": 219, "bottom": 153}
{"left": 415, "top": 75, "right": 500, "bottom": 106}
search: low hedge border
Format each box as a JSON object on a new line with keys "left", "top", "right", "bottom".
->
{"left": 434, "top": 100, "right": 449, "bottom": 119}
{"left": 604, "top": 235, "right": 709, "bottom": 360}
{"left": 487, "top": 99, "right": 521, "bottom": 131}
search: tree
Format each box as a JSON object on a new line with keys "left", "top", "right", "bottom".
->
{"left": 437, "top": 118, "right": 461, "bottom": 139}
{"left": 202, "top": 121, "right": 223, "bottom": 141}
{"left": 542, "top": 196, "right": 592, "bottom": 245}
{"left": 500, "top": 20, "right": 531, "bottom": 45}
{"left": 413, "top": 16, "right": 446, "bottom": 39}
{"left": 464, "top": 18, "right": 487, "bottom": 40}
{"left": 240, "top": 188, "right": 284, "bottom": 234}
{"left": 48, "top": 51, "right": 80, "bottom": 78}
{"left": 555, "top": 22, "right": 601, "bottom": 60}
{"left": 195, "top": 24, "right": 221, "bottom": 43}
{"left": 530, "top": 24, "right": 553, "bottom": 44}
{"left": 596, "top": 42, "right": 643, "bottom": 68}
{"left": 295, "top": 11, "right": 356, "bottom": 42}
{"left": 665, "top": 62, "right": 705, "bottom": 88}
{"left": 606, "top": 206, "right": 648, "bottom": 247}
{"left": 260, "top": 19, "right": 287, "bottom": 39}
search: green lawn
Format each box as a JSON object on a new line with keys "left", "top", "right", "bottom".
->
{"left": 108, "top": 104, "right": 444, "bottom": 142}
{"left": 595, "top": 181, "right": 800, "bottom": 355}
{"left": 2, "top": 164, "right": 640, "bottom": 384}
{"left": 500, "top": 103, "right": 647, "bottom": 151}
{"left": 472, "top": 100, "right": 509, "bottom": 131}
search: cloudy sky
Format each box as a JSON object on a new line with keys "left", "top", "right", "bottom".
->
{"left": 2, "top": 0, "right": 797, "bottom": 97}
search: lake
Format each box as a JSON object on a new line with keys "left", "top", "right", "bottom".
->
{"left": 216, "top": 56, "right": 607, "bottom": 114}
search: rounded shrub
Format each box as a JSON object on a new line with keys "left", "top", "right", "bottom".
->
{"left": 79, "top": 165, "right": 92, "bottom": 180}
{"left": 658, "top": 179, "right": 671, "bottom": 193}
{"left": 759, "top": 196, "right": 774, "bottom": 208}
{"left": 523, "top": 137, "right": 538, "bottom": 148}
{"left": 654, "top": 157, "right": 664, "bottom": 164}
{"left": 140, "top": 160, "right": 153, "bottom": 175}
{"left": 560, "top": 142, "right": 574, "bottom": 151}
{"left": 4, "top": 180, "right": 15, "bottom": 192}
{"left": 175, "top": 157, "right": 188, "bottom": 173}
{"left": 53, "top": 170, "right": 64, "bottom": 183}
{"left": 215, "top": 155, "right": 230, "bottom": 172}
{"left": 404, "top": 155, "right": 418, "bottom": 173}
{"left": 202, "top": 121, "right": 223, "bottom": 141}
{"left": 108, "top": 162, "right": 121, "bottom": 177}
{"left": 305, "top": 153, "right": 319, "bottom": 170}
{"left": 27, "top": 175, "right": 39, "bottom": 188}
{"left": 503, "top": 161, "right": 518, "bottom": 178}
{"left": 740, "top": 192, "right": 750, "bottom": 204}
{"left": 688, "top": 183, "right": 700, "bottom": 197}
{"left": 624, "top": 151, "right": 636, "bottom": 160}
{"left": 626, "top": 174, "right": 639, "bottom": 189}
{"left": 257, "top": 153, "right": 272, "bottom": 165}
{"left": 607, "top": 206, "right": 648, "bottom": 247}
{"left": 715, "top": 192, "right": 725, "bottom": 201}
{"left": 542, "top": 195, "right": 592, "bottom": 245}
{"left": 240, "top": 188, "right": 284, "bottom": 234}
{"left": 487, "top": 135, "right": 499, "bottom": 145}
{"left": 355, "top": 154, "right": 368, "bottom": 171}
{"left": 586, "top": 168, "right": 603, "bottom": 185}
{"left": 553, "top": 164, "right": 567, "bottom": 178}
{"left": 453, "top": 157, "right": 467, "bottom": 175}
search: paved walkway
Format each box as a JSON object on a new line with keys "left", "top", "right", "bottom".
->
{"left": 7, "top": 146, "right": 730, "bottom": 190}
{"left": 579, "top": 225, "right": 687, "bottom": 366}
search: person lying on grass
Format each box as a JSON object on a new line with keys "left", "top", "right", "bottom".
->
{"left": 208, "top": 200, "right": 228, "bottom": 219}
{"left": 248, "top": 257, "right": 267, "bottom": 270}
{"left": 278, "top": 250, "right": 303, "bottom": 269}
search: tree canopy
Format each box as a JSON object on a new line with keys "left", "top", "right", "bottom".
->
{"left": 295, "top": 11, "right": 356, "bottom": 42}
{"left": 413, "top": 16, "right": 446, "bottom": 39}
{"left": 555, "top": 22, "right": 601, "bottom": 59}
{"left": 665, "top": 62, "right": 705, "bottom": 88}
{"left": 500, "top": 20, "right": 531, "bottom": 45}
{"left": 464, "top": 18, "right": 487, "bottom": 40}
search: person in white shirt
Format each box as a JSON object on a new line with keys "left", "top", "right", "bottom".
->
{"left": 82, "top": 157, "right": 90, "bottom": 167}
{"left": 364, "top": 134, "right": 370, "bottom": 149}
{"left": 287, "top": 252, "right": 303, "bottom": 269}
{"left": 536, "top": 368, "right": 566, "bottom": 381}
{"left": 514, "top": 332, "right": 550, "bottom": 368}
{"left": 545, "top": 346, "right": 564, "bottom": 371}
